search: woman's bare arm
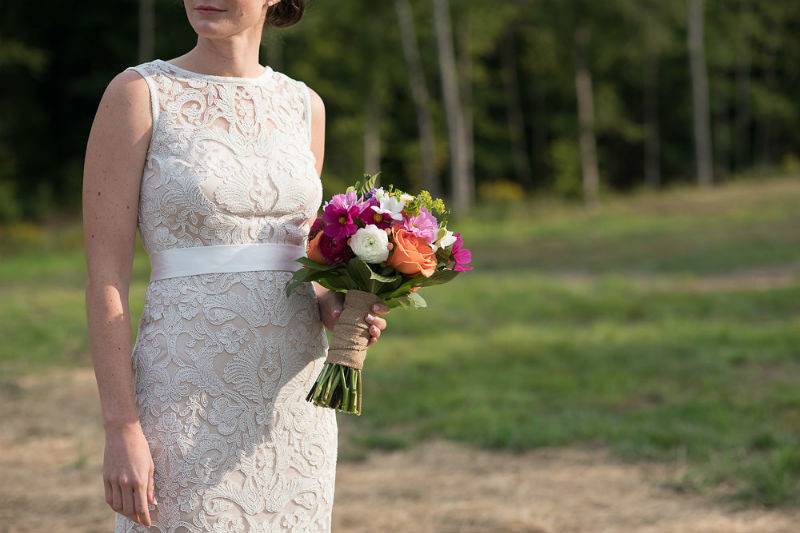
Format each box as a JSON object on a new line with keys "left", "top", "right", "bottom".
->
{"left": 82, "top": 68, "right": 155, "bottom": 526}
{"left": 306, "top": 86, "right": 339, "bottom": 326}
{"left": 83, "top": 68, "right": 149, "bottom": 432}
{"left": 308, "top": 86, "right": 326, "bottom": 178}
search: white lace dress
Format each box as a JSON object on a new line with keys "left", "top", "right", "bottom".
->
{"left": 116, "top": 59, "right": 337, "bottom": 532}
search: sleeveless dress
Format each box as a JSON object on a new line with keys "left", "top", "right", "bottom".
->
{"left": 117, "top": 59, "right": 338, "bottom": 532}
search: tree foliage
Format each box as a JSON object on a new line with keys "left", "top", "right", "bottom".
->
{"left": 1, "top": 0, "right": 800, "bottom": 220}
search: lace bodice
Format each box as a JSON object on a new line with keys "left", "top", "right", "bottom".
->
{"left": 126, "top": 59, "right": 322, "bottom": 254}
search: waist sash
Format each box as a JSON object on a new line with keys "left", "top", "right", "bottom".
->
{"left": 149, "top": 243, "right": 306, "bottom": 282}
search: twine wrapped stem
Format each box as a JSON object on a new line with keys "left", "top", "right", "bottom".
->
{"left": 325, "top": 289, "right": 382, "bottom": 370}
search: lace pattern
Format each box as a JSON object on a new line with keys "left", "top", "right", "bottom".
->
{"left": 132, "top": 59, "right": 322, "bottom": 252}
{"left": 115, "top": 59, "right": 336, "bottom": 533}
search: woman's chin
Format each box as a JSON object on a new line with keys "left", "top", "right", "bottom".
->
{"left": 190, "top": 21, "right": 235, "bottom": 38}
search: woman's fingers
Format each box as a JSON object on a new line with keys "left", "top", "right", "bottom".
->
{"left": 364, "top": 314, "right": 386, "bottom": 332}
{"left": 364, "top": 308, "right": 388, "bottom": 345}
{"left": 371, "top": 303, "right": 390, "bottom": 315}
{"left": 111, "top": 480, "right": 122, "bottom": 513}
{"left": 147, "top": 464, "right": 156, "bottom": 506}
{"left": 367, "top": 315, "right": 386, "bottom": 330}
{"left": 104, "top": 479, "right": 113, "bottom": 507}
{"left": 135, "top": 484, "right": 152, "bottom": 527}
{"left": 121, "top": 481, "right": 136, "bottom": 521}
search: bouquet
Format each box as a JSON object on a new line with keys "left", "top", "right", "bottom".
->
{"left": 286, "top": 173, "right": 472, "bottom": 415}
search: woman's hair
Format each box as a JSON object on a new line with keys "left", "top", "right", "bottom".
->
{"left": 266, "top": 0, "right": 305, "bottom": 28}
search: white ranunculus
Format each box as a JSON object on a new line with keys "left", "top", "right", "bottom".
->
{"left": 373, "top": 188, "right": 406, "bottom": 220}
{"left": 432, "top": 229, "right": 456, "bottom": 251}
{"left": 348, "top": 224, "right": 390, "bottom": 263}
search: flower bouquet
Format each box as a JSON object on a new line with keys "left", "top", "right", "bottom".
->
{"left": 286, "top": 172, "right": 472, "bottom": 415}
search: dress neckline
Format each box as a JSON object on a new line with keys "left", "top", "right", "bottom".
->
{"left": 154, "top": 58, "right": 274, "bottom": 84}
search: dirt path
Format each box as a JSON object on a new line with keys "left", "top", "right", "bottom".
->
{"left": 1, "top": 368, "right": 798, "bottom": 533}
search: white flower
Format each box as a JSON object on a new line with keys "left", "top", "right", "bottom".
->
{"left": 372, "top": 188, "right": 406, "bottom": 221}
{"left": 348, "top": 224, "right": 390, "bottom": 263}
{"left": 432, "top": 228, "right": 456, "bottom": 251}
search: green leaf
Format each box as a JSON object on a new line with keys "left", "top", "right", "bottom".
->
{"left": 386, "top": 291, "right": 427, "bottom": 309}
{"left": 296, "top": 257, "right": 338, "bottom": 271}
{"left": 416, "top": 268, "right": 460, "bottom": 287}
{"left": 345, "top": 257, "right": 373, "bottom": 291}
{"left": 382, "top": 268, "right": 460, "bottom": 300}
{"left": 369, "top": 269, "right": 400, "bottom": 283}
{"left": 346, "top": 257, "right": 409, "bottom": 295}
{"left": 407, "top": 291, "right": 427, "bottom": 308}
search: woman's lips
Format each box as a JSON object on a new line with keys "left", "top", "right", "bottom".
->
{"left": 195, "top": 6, "right": 225, "bottom": 13}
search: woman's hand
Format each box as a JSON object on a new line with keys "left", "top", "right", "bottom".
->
{"left": 103, "top": 421, "right": 157, "bottom": 527}
{"left": 314, "top": 284, "right": 390, "bottom": 345}
{"left": 364, "top": 301, "right": 390, "bottom": 346}
{"left": 316, "top": 288, "right": 345, "bottom": 332}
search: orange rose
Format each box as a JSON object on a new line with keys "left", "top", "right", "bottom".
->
{"left": 387, "top": 227, "right": 437, "bottom": 277}
{"left": 307, "top": 231, "right": 328, "bottom": 264}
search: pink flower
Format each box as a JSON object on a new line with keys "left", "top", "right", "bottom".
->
{"left": 318, "top": 233, "right": 355, "bottom": 264}
{"left": 402, "top": 207, "right": 438, "bottom": 244}
{"left": 451, "top": 232, "right": 472, "bottom": 272}
{"left": 357, "top": 197, "right": 393, "bottom": 229}
{"left": 322, "top": 191, "right": 361, "bottom": 240}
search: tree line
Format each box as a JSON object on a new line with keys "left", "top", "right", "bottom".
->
{"left": 1, "top": 0, "right": 799, "bottom": 221}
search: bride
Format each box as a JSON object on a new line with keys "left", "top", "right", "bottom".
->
{"left": 82, "top": 1, "right": 389, "bottom": 530}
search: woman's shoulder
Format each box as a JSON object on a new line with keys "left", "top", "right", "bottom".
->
{"left": 120, "top": 59, "right": 161, "bottom": 81}
{"left": 86, "top": 61, "right": 161, "bottom": 142}
{"left": 271, "top": 68, "right": 325, "bottom": 116}
{"left": 100, "top": 63, "right": 155, "bottom": 113}
{"left": 87, "top": 65, "right": 154, "bottom": 159}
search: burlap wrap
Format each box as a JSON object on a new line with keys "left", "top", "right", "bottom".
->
{"left": 326, "top": 289, "right": 382, "bottom": 370}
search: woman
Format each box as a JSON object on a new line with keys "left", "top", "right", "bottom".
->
{"left": 82, "top": 1, "right": 389, "bottom": 531}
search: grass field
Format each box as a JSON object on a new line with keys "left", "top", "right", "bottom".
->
{"left": 2, "top": 177, "right": 799, "bottom": 508}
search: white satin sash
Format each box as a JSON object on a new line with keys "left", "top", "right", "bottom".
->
{"left": 148, "top": 242, "right": 306, "bottom": 282}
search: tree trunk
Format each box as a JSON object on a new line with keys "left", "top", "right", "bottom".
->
{"left": 138, "top": 0, "right": 155, "bottom": 62}
{"left": 527, "top": 68, "right": 548, "bottom": 184}
{"left": 734, "top": 42, "right": 751, "bottom": 171}
{"left": 643, "top": 52, "right": 661, "bottom": 188}
{"left": 502, "top": 29, "right": 533, "bottom": 188}
{"left": 457, "top": 16, "right": 475, "bottom": 200}
{"left": 574, "top": 26, "right": 599, "bottom": 205}
{"left": 363, "top": 90, "right": 381, "bottom": 174}
{"left": 433, "top": 0, "right": 472, "bottom": 214}
{"left": 394, "top": 0, "right": 439, "bottom": 196}
{"left": 687, "top": 0, "right": 714, "bottom": 185}
{"left": 756, "top": 53, "right": 775, "bottom": 166}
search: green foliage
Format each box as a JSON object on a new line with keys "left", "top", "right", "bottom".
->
{"left": 404, "top": 189, "right": 449, "bottom": 224}
{"left": 286, "top": 253, "right": 458, "bottom": 310}
{"left": 345, "top": 172, "right": 381, "bottom": 197}
{"left": 4, "top": 1, "right": 800, "bottom": 215}
{"left": 0, "top": 182, "right": 21, "bottom": 222}
{"left": 477, "top": 180, "right": 526, "bottom": 204}
{"left": 551, "top": 138, "right": 582, "bottom": 198}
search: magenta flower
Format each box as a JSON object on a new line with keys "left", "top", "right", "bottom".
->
{"left": 357, "top": 197, "right": 393, "bottom": 229}
{"left": 451, "top": 232, "right": 473, "bottom": 272}
{"left": 319, "top": 233, "right": 355, "bottom": 264}
{"left": 322, "top": 191, "right": 361, "bottom": 240}
{"left": 402, "top": 207, "right": 438, "bottom": 244}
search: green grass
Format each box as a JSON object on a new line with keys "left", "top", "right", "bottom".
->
{"left": 2, "top": 177, "right": 800, "bottom": 507}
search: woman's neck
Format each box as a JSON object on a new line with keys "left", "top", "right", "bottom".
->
{"left": 174, "top": 34, "right": 265, "bottom": 78}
